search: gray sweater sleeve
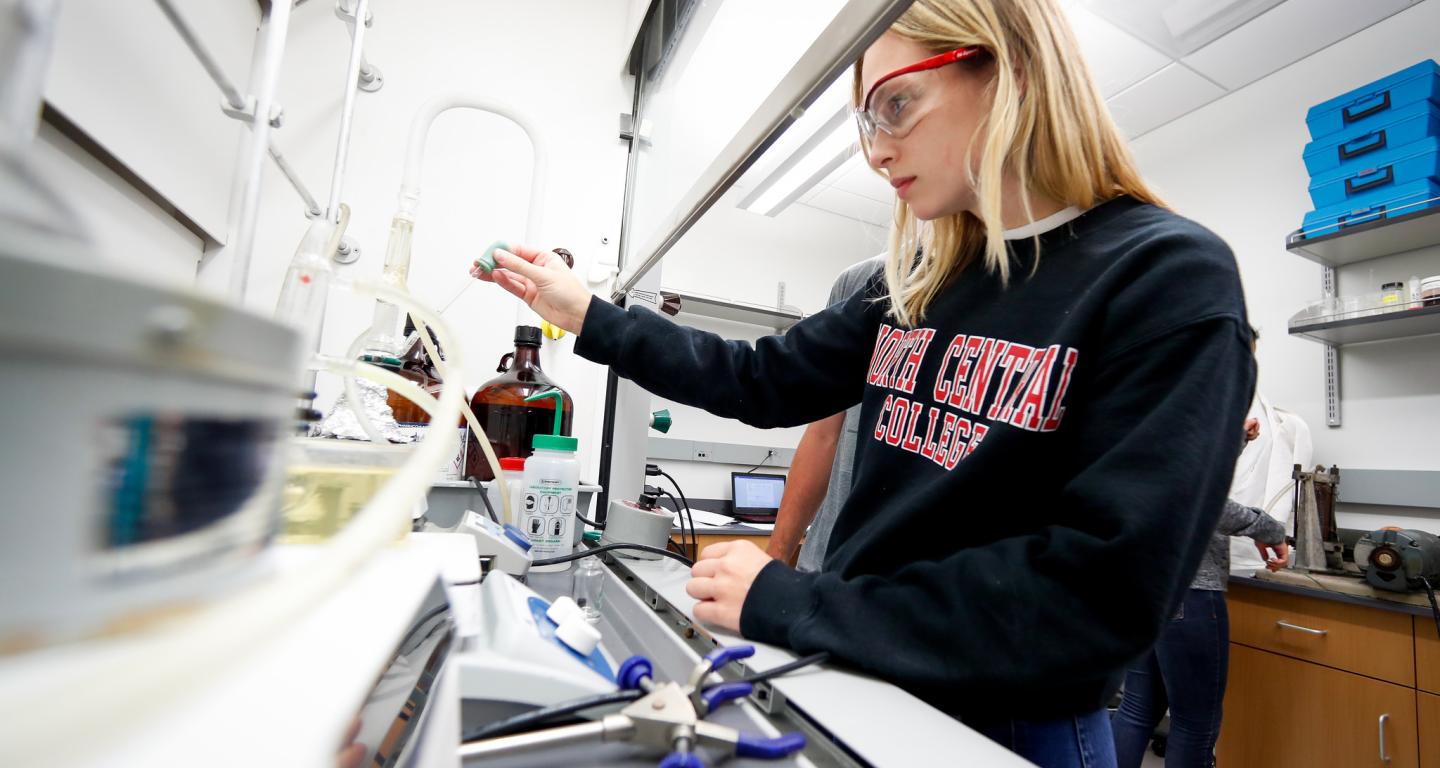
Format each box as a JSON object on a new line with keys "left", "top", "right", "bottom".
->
{"left": 1192, "top": 499, "right": 1287, "bottom": 590}
{"left": 1216, "top": 499, "right": 1287, "bottom": 545}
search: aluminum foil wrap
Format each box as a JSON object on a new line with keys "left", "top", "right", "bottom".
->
{"left": 313, "top": 378, "right": 413, "bottom": 443}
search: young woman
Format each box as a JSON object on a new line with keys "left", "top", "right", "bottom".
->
{"left": 474, "top": 1, "right": 1255, "bottom": 765}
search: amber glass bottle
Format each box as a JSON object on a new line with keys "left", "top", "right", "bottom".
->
{"left": 464, "top": 326, "right": 573, "bottom": 480}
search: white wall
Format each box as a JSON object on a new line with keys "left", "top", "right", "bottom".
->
{"left": 222, "top": 0, "right": 636, "bottom": 483}
{"left": 1129, "top": 0, "right": 1440, "bottom": 533}
{"left": 646, "top": 186, "right": 887, "bottom": 499}
{"left": 31, "top": 120, "right": 204, "bottom": 289}
{"left": 45, "top": 0, "right": 256, "bottom": 244}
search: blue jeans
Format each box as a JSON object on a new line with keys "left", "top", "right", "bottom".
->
{"left": 1112, "top": 588, "right": 1230, "bottom": 768}
{"left": 968, "top": 708, "right": 1118, "bottom": 768}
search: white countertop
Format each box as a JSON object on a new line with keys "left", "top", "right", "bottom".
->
{"left": 618, "top": 557, "right": 1033, "bottom": 767}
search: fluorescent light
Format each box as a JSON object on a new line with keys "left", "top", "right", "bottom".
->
{"left": 740, "top": 112, "right": 859, "bottom": 217}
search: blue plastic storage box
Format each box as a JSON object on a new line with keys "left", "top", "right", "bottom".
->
{"left": 1306, "top": 60, "right": 1440, "bottom": 139}
{"left": 1308, "top": 136, "right": 1440, "bottom": 208}
{"left": 1303, "top": 99, "right": 1440, "bottom": 176}
{"left": 1299, "top": 179, "right": 1440, "bottom": 240}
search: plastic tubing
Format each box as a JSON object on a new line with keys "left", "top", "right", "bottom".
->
{"left": 322, "top": 348, "right": 509, "bottom": 521}
{"left": 406, "top": 313, "right": 509, "bottom": 517}
{"left": 1, "top": 279, "right": 465, "bottom": 765}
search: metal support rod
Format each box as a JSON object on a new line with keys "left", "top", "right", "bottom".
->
{"left": 153, "top": 0, "right": 245, "bottom": 107}
{"left": 325, "top": 0, "right": 369, "bottom": 221}
{"left": 338, "top": 0, "right": 382, "bottom": 90}
{"left": 458, "top": 718, "right": 632, "bottom": 760}
{"left": 1, "top": 0, "right": 62, "bottom": 142}
{"left": 153, "top": 0, "right": 321, "bottom": 219}
{"left": 228, "top": 0, "right": 295, "bottom": 300}
{"left": 1322, "top": 266, "right": 1341, "bottom": 427}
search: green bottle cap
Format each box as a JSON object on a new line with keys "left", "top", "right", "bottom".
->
{"left": 473, "top": 240, "right": 510, "bottom": 274}
{"left": 524, "top": 389, "right": 576, "bottom": 452}
{"left": 650, "top": 409, "right": 672, "bottom": 434}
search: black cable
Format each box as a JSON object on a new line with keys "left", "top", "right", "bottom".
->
{"left": 658, "top": 488, "right": 693, "bottom": 560}
{"left": 461, "top": 689, "right": 643, "bottom": 742}
{"left": 715, "top": 652, "right": 830, "bottom": 688}
{"left": 741, "top": 450, "right": 775, "bottom": 473}
{"left": 575, "top": 511, "right": 605, "bottom": 530}
{"left": 531, "top": 541, "right": 693, "bottom": 568}
{"left": 476, "top": 485, "right": 501, "bottom": 524}
{"left": 1421, "top": 576, "right": 1440, "bottom": 640}
{"left": 657, "top": 471, "right": 697, "bottom": 560}
{"left": 460, "top": 650, "right": 828, "bottom": 743}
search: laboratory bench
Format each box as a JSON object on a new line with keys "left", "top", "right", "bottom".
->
{"left": 467, "top": 549, "right": 1031, "bottom": 767}
{"left": 1216, "top": 570, "right": 1440, "bottom": 767}
{"left": 588, "top": 553, "right": 1033, "bottom": 767}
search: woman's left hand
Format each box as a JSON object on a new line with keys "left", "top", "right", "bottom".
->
{"left": 686, "top": 540, "right": 773, "bottom": 632}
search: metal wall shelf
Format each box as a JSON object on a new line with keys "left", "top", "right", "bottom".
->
{"left": 1289, "top": 304, "right": 1440, "bottom": 346}
{"left": 667, "top": 289, "right": 804, "bottom": 331}
{"left": 1287, "top": 200, "right": 1440, "bottom": 268}
{"left": 1285, "top": 194, "right": 1440, "bottom": 427}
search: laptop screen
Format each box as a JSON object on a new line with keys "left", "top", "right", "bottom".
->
{"left": 731, "top": 472, "right": 786, "bottom": 516}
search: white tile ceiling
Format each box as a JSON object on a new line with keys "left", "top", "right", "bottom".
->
{"left": 779, "top": 0, "right": 1423, "bottom": 226}
{"left": 1073, "top": 0, "right": 1421, "bottom": 139}
{"left": 796, "top": 153, "right": 893, "bottom": 227}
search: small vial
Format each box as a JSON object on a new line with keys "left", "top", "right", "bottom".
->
{"left": 571, "top": 557, "right": 604, "bottom": 623}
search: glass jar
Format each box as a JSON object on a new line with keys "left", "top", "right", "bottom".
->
{"left": 1380, "top": 282, "right": 1405, "bottom": 312}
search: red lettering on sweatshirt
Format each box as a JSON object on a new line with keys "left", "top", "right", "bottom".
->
{"left": 932, "top": 335, "right": 967, "bottom": 402}
{"left": 894, "top": 329, "right": 936, "bottom": 394}
{"left": 985, "top": 343, "right": 1034, "bottom": 420}
{"left": 1040, "top": 347, "right": 1080, "bottom": 432}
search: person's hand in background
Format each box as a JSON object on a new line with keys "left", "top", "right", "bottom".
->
{"left": 471, "top": 244, "right": 591, "bottom": 333}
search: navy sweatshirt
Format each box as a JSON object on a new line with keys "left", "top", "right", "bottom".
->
{"left": 576, "top": 197, "right": 1255, "bottom": 721}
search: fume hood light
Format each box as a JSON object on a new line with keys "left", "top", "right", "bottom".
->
{"left": 1082, "top": 0, "right": 1285, "bottom": 57}
{"left": 739, "top": 114, "right": 858, "bottom": 218}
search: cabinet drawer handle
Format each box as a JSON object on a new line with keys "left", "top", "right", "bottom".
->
{"left": 1379, "top": 713, "right": 1391, "bottom": 765}
{"left": 1275, "top": 620, "right": 1328, "bottom": 636}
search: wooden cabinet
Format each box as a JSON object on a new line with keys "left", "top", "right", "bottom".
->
{"left": 1228, "top": 584, "right": 1415, "bottom": 686}
{"left": 1222, "top": 583, "right": 1436, "bottom": 766}
{"left": 1417, "top": 615, "right": 1440, "bottom": 696}
{"left": 1217, "top": 644, "right": 1418, "bottom": 767}
{"left": 691, "top": 533, "right": 770, "bottom": 560}
{"left": 1420, "top": 692, "right": 1440, "bottom": 768}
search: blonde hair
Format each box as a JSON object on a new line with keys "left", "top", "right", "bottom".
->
{"left": 854, "top": 0, "right": 1163, "bottom": 326}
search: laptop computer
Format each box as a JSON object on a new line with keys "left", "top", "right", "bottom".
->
{"left": 730, "top": 472, "right": 786, "bottom": 523}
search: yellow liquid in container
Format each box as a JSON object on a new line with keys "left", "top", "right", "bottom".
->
{"left": 279, "top": 438, "right": 413, "bottom": 543}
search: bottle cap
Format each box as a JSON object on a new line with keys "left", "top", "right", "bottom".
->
{"left": 499, "top": 457, "right": 526, "bottom": 472}
{"left": 514, "top": 325, "right": 543, "bottom": 346}
{"left": 546, "top": 595, "right": 585, "bottom": 626}
{"left": 525, "top": 389, "right": 576, "bottom": 451}
{"left": 533, "top": 434, "right": 579, "bottom": 451}
{"left": 554, "top": 615, "right": 602, "bottom": 656}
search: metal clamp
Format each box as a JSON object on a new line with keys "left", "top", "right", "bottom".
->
{"left": 464, "top": 646, "right": 805, "bottom": 766}
{"left": 1275, "top": 620, "right": 1328, "bottom": 636}
{"left": 1378, "top": 713, "right": 1391, "bottom": 764}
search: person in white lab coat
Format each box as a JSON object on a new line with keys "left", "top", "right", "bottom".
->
{"left": 1227, "top": 344, "right": 1313, "bottom": 573}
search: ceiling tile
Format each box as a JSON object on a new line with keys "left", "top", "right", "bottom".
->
{"left": 1082, "top": 0, "right": 1287, "bottom": 58}
{"left": 1106, "top": 62, "right": 1227, "bottom": 137}
{"left": 1182, "top": 0, "right": 1417, "bottom": 90}
{"left": 829, "top": 155, "right": 893, "bottom": 203}
{"left": 802, "top": 187, "right": 892, "bottom": 227}
{"left": 1063, "top": 4, "right": 1173, "bottom": 97}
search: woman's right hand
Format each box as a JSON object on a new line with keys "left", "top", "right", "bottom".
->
{"left": 471, "top": 244, "right": 592, "bottom": 333}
